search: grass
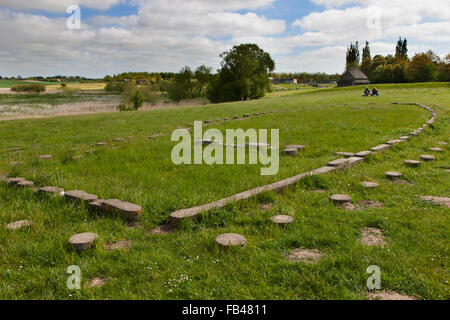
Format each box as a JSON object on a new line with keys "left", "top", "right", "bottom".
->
{"left": 0, "top": 83, "right": 448, "bottom": 299}
{"left": 0, "top": 80, "right": 58, "bottom": 88}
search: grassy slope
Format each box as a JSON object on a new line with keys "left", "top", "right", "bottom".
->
{"left": 0, "top": 83, "right": 448, "bottom": 299}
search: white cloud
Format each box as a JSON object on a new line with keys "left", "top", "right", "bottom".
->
{"left": 0, "top": 0, "right": 448, "bottom": 76}
{"left": 0, "top": 0, "right": 123, "bottom": 12}
{"left": 309, "top": 0, "right": 359, "bottom": 8}
{"left": 276, "top": 46, "right": 348, "bottom": 73}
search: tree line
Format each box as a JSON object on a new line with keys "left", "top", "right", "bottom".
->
{"left": 346, "top": 38, "right": 450, "bottom": 83}
{"left": 109, "top": 43, "right": 275, "bottom": 110}
{"left": 271, "top": 72, "right": 340, "bottom": 83}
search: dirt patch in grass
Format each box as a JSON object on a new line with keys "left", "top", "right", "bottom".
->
{"left": 356, "top": 201, "right": 384, "bottom": 210}
{"left": 150, "top": 224, "right": 175, "bottom": 235}
{"left": 259, "top": 203, "right": 273, "bottom": 211}
{"left": 286, "top": 248, "right": 323, "bottom": 263}
{"left": 392, "top": 180, "right": 413, "bottom": 185}
{"left": 358, "top": 228, "right": 387, "bottom": 247}
{"left": 86, "top": 277, "right": 106, "bottom": 288}
{"left": 421, "top": 196, "right": 450, "bottom": 208}
{"left": 341, "top": 202, "right": 356, "bottom": 211}
{"left": 106, "top": 240, "right": 132, "bottom": 251}
{"left": 367, "top": 291, "right": 416, "bottom": 300}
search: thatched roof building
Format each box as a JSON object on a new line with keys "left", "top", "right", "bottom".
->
{"left": 338, "top": 68, "right": 370, "bottom": 87}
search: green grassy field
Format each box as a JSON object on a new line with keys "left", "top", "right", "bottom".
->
{"left": 0, "top": 83, "right": 448, "bottom": 299}
{"left": 0, "top": 80, "right": 58, "bottom": 88}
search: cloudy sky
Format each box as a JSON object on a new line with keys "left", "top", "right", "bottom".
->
{"left": 0, "top": 0, "right": 449, "bottom": 77}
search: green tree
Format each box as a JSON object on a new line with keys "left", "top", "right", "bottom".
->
{"left": 168, "top": 66, "right": 195, "bottom": 102}
{"left": 437, "top": 54, "right": 450, "bottom": 82}
{"left": 194, "top": 65, "right": 213, "bottom": 97}
{"left": 395, "top": 37, "right": 408, "bottom": 61}
{"left": 119, "top": 84, "right": 145, "bottom": 111}
{"left": 129, "top": 88, "right": 145, "bottom": 110}
{"left": 362, "top": 41, "right": 371, "bottom": 61}
{"left": 360, "top": 41, "right": 372, "bottom": 76}
{"left": 208, "top": 43, "right": 275, "bottom": 103}
{"left": 346, "top": 41, "right": 360, "bottom": 70}
{"left": 406, "top": 53, "right": 438, "bottom": 82}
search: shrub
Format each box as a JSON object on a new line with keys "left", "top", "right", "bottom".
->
{"left": 140, "top": 85, "right": 161, "bottom": 105}
{"left": 129, "top": 89, "right": 145, "bottom": 110}
{"left": 117, "top": 103, "right": 133, "bottom": 112}
{"left": 11, "top": 83, "right": 46, "bottom": 93}
{"left": 105, "top": 81, "right": 131, "bottom": 93}
{"left": 118, "top": 85, "right": 146, "bottom": 111}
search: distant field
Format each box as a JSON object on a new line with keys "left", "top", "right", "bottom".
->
{"left": 46, "top": 83, "right": 106, "bottom": 91}
{"left": 0, "top": 80, "right": 105, "bottom": 91}
{"left": 0, "top": 83, "right": 448, "bottom": 299}
{"left": 272, "top": 83, "right": 335, "bottom": 91}
{"left": 0, "top": 80, "right": 58, "bottom": 88}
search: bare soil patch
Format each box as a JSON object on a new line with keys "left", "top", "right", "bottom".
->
{"left": 259, "top": 203, "right": 273, "bottom": 211}
{"left": 286, "top": 248, "right": 323, "bottom": 263}
{"left": 393, "top": 180, "right": 413, "bottom": 185}
{"left": 367, "top": 291, "right": 416, "bottom": 300}
{"left": 86, "top": 277, "right": 106, "bottom": 288}
{"left": 421, "top": 196, "right": 450, "bottom": 208}
{"left": 106, "top": 240, "right": 132, "bottom": 251}
{"left": 356, "top": 201, "right": 384, "bottom": 210}
{"left": 150, "top": 224, "right": 175, "bottom": 235}
{"left": 358, "top": 228, "right": 387, "bottom": 247}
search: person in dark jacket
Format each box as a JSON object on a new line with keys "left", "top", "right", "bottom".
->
{"left": 363, "top": 87, "right": 371, "bottom": 96}
{"left": 372, "top": 87, "right": 379, "bottom": 96}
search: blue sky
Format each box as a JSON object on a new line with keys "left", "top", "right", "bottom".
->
{"left": 0, "top": 0, "right": 448, "bottom": 77}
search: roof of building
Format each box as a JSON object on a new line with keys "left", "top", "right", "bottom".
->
{"left": 340, "top": 68, "right": 369, "bottom": 81}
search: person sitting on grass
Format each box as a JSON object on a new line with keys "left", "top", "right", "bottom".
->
{"left": 363, "top": 87, "right": 371, "bottom": 96}
{"left": 372, "top": 87, "right": 379, "bottom": 96}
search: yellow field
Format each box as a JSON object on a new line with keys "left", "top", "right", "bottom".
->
{"left": 46, "top": 82, "right": 106, "bottom": 91}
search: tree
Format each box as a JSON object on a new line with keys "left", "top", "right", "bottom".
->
{"left": 130, "top": 89, "right": 145, "bottom": 110}
{"left": 406, "top": 53, "right": 438, "bottom": 82}
{"left": 194, "top": 65, "right": 213, "bottom": 97}
{"left": 208, "top": 43, "right": 275, "bottom": 103}
{"left": 346, "top": 41, "right": 360, "bottom": 70}
{"left": 437, "top": 54, "right": 450, "bottom": 82}
{"left": 426, "top": 50, "right": 441, "bottom": 64}
{"left": 395, "top": 37, "right": 408, "bottom": 60}
{"left": 168, "top": 66, "right": 195, "bottom": 102}
{"left": 360, "top": 41, "right": 372, "bottom": 76}
{"left": 362, "top": 41, "right": 371, "bottom": 61}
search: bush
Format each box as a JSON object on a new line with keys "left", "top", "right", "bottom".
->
{"left": 158, "top": 80, "right": 171, "bottom": 92}
{"left": 118, "top": 85, "right": 146, "bottom": 111}
{"left": 11, "top": 83, "right": 46, "bottom": 93}
{"left": 117, "top": 103, "right": 134, "bottom": 112}
{"left": 129, "top": 89, "right": 145, "bottom": 110}
{"left": 140, "top": 85, "right": 161, "bottom": 105}
{"left": 105, "top": 81, "right": 130, "bottom": 93}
